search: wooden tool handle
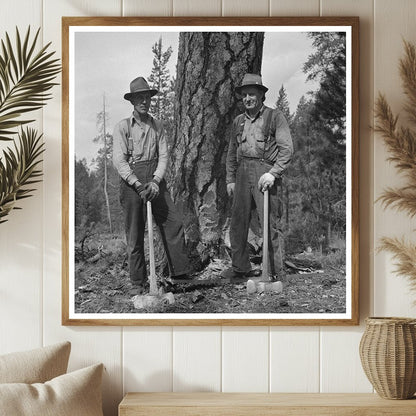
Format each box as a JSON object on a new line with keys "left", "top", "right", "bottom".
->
{"left": 262, "top": 189, "right": 269, "bottom": 280}
{"left": 147, "top": 201, "right": 158, "bottom": 295}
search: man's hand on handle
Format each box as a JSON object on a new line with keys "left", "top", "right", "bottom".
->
{"left": 144, "top": 181, "right": 159, "bottom": 201}
{"left": 133, "top": 180, "right": 159, "bottom": 202}
{"left": 258, "top": 173, "right": 275, "bottom": 192}
{"left": 133, "top": 181, "right": 146, "bottom": 198}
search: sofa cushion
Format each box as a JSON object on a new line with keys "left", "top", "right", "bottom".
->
{"left": 0, "top": 341, "right": 71, "bottom": 384}
{"left": 0, "top": 363, "right": 104, "bottom": 416}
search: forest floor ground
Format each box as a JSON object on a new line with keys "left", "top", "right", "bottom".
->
{"left": 74, "top": 235, "right": 346, "bottom": 315}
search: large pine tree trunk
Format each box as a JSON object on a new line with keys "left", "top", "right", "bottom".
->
{"left": 169, "top": 32, "right": 264, "bottom": 268}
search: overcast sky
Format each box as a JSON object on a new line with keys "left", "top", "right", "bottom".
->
{"left": 73, "top": 30, "right": 319, "bottom": 166}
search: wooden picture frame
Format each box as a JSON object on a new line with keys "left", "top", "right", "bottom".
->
{"left": 62, "top": 16, "right": 359, "bottom": 326}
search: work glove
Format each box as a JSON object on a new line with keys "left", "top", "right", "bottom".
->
{"left": 258, "top": 172, "right": 275, "bottom": 192}
{"left": 133, "top": 181, "right": 151, "bottom": 201}
{"left": 227, "top": 183, "right": 235, "bottom": 197}
{"left": 133, "top": 181, "right": 145, "bottom": 197}
{"left": 144, "top": 180, "right": 159, "bottom": 201}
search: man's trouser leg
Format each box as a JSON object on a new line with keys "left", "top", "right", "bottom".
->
{"left": 121, "top": 159, "right": 190, "bottom": 282}
{"left": 152, "top": 181, "right": 191, "bottom": 277}
{"left": 230, "top": 160, "right": 253, "bottom": 274}
{"left": 120, "top": 179, "right": 146, "bottom": 285}
{"left": 252, "top": 161, "right": 285, "bottom": 278}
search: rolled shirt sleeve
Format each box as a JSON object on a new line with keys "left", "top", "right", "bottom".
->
{"left": 268, "top": 110, "right": 293, "bottom": 178}
{"left": 112, "top": 119, "right": 139, "bottom": 186}
{"left": 152, "top": 121, "right": 168, "bottom": 182}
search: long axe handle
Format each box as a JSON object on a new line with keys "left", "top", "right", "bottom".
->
{"left": 147, "top": 200, "right": 158, "bottom": 295}
{"left": 262, "top": 189, "right": 269, "bottom": 280}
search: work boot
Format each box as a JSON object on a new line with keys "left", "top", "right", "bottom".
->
{"left": 220, "top": 268, "right": 250, "bottom": 283}
{"left": 129, "top": 280, "right": 146, "bottom": 295}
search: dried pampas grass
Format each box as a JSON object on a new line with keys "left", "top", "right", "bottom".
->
{"left": 376, "top": 40, "right": 416, "bottom": 296}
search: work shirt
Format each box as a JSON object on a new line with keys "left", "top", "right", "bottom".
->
{"left": 113, "top": 111, "right": 168, "bottom": 186}
{"left": 226, "top": 105, "right": 293, "bottom": 184}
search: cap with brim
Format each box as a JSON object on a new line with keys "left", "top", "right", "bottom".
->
{"left": 124, "top": 77, "right": 158, "bottom": 101}
{"left": 235, "top": 73, "right": 268, "bottom": 94}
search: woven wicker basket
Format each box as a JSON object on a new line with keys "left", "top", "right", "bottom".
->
{"left": 359, "top": 317, "right": 416, "bottom": 399}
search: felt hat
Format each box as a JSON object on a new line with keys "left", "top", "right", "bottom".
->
{"left": 124, "top": 77, "right": 158, "bottom": 101}
{"left": 235, "top": 73, "right": 268, "bottom": 94}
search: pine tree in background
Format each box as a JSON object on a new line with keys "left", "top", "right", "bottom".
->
{"left": 284, "top": 95, "right": 312, "bottom": 252}
{"left": 304, "top": 32, "right": 346, "bottom": 145}
{"left": 94, "top": 95, "right": 113, "bottom": 233}
{"left": 92, "top": 100, "right": 124, "bottom": 235}
{"left": 148, "top": 37, "right": 175, "bottom": 139}
{"left": 275, "top": 84, "right": 292, "bottom": 125}
{"left": 293, "top": 31, "right": 347, "bottom": 252}
{"left": 275, "top": 85, "right": 293, "bottom": 230}
{"left": 303, "top": 32, "right": 346, "bottom": 83}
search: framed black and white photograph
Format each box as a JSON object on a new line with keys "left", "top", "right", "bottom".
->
{"left": 62, "top": 17, "right": 359, "bottom": 326}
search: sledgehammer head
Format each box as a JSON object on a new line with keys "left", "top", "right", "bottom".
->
{"left": 247, "top": 280, "right": 283, "bottom": 295}
{"left": 132, "top": 292, "right": 175, "bottom": 309}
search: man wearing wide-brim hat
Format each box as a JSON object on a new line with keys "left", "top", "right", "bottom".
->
{"left": 222, "top": 73, "right": 293, "bottom": 281}
{"left": 113, "top": 76, "right": 190, "bottom": 292}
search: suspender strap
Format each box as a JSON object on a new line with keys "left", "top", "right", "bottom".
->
{"left": 125, "top": 116, "right": 160, "bottom": 164}
{"left": 126, "top": 119, "right": 133, "bottom": 159}
{"left": 262, "top": 108, "right": 275, "bottom": 160}
{"left": 262, "top": 107, "right": 274, "bottom": 139}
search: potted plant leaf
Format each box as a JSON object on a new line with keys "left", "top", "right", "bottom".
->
{"left": 0, "top": 27, "right": 60, "bottom": 223}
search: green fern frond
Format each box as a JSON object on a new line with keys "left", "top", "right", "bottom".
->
{"left": 0, "top": 27, "right": 61, "bottom": 141}
{"left": 0, "top": 127, "right": 44, "bottom": 223}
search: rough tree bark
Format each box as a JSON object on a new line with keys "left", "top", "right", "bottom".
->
{"left": 169, "top": 32, "right": 264, "bottom": 268}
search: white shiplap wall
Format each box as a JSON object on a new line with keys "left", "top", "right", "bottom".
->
{"left": 1, "top": 1, "right": 416, "bottom": 415}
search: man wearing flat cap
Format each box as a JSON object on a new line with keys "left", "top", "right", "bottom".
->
{"left": 222, "top": 73, "right": 293, "bottom": 281}
{"left": 113, "top": 76, "right": 190, "bottom": 292}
